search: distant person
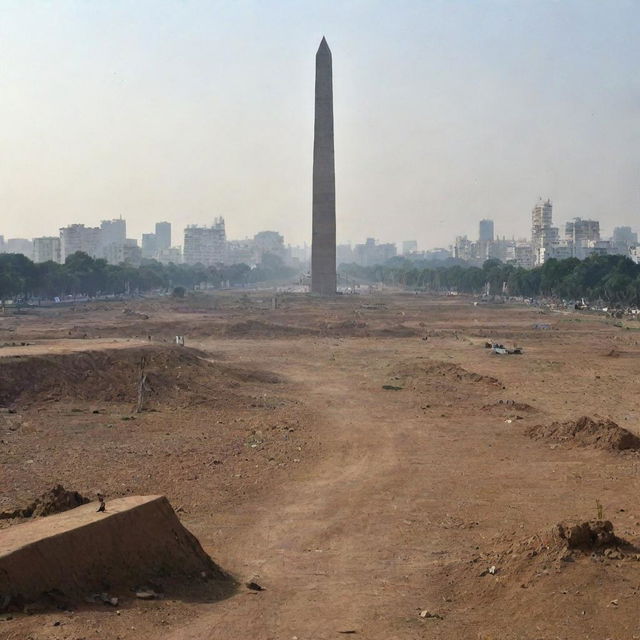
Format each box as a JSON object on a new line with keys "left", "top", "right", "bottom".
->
{"left": 97, "top": 494, "right": 106, "bottom": 513}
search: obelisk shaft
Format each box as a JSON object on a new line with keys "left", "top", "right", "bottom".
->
{"left": 311, "top": 37, "right": 336, "bottom": 295}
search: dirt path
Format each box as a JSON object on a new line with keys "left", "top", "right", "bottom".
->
{"left": 168, "top": 340, "right": 433, "bottom": 639}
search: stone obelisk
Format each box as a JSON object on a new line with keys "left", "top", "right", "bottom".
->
{"left": 311, "top": 37, "right": 336, "bottom": 295}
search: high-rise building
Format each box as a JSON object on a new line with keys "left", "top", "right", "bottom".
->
{"left": 100, "top": 218, "right": 126, "bottom": 246}
{"left": 531, "top": 199, "right": 559, "bottom": 265}
{"left": 183, "top": 218, "right": 226, "bottom": 266}
{"left": 33, "top": 237, "right": 61, "bottom": 263}
{"left": 155, "top": 222, "right": 171, "bottom": 251}
{"left": 60, "top": 224, "right": 101, "bottom": 261}
{"left": 565, "top": 218, "right": 600, "bottom": 244}
{"left": 141, "top": 233, "right": 158, "bottom": 259}
{"left": 479, "top": 219, "right": 494, "bottom": 243}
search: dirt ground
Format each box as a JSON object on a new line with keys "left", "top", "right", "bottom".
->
{"left": 3, "top": 291, "right": 640, "bottom": 639}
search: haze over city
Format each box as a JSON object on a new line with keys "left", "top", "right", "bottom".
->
{"left": 1, "top": 0, "right": 638, "bottom": 248}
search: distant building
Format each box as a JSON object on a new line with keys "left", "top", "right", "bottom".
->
{"left": 353, "top": 238, "right": 397, "bottom": 266}
{"left": 103, "top": 238, "right": 142, "bottom": 266}
{"left": 453, "top": 235, "right": 480, "bottom": 264}
{"left": 564, "top": 218, "right": 600, "bottom": 258}
{"left": 5, "top": 238, "right": 33, "bottom": 259}
{"left": 100, "top": 218, "right": 126, "bottom": 246}
{"left": 478, "top": 219, "right": 494, "bottom": 261}
{"left": 424, "top": 248, "right": 451, "bottom": 261}
{"left": 123, "top": 239, "right": 142, "bottom": 266}
{"left": 531, "top": 199, "right": 559, "bottom": 265}
{"left": 141, "top": 233, "right": 158, "bottom": 259}
{"left": 33, "top": 237, "right": 61, "bottom": 263}
{"left": 613, "top": 226, "right": 637, "bottom": 254}
{"left": 288, "top": 244, "right": 311, "bottom": 266}
{"left": 157, "top": 246, "right": 182, "bottom": 264}
{"left": 565, "top": 218, "right": 600, "bottom": 244}
{"left": 253, "top": 230, "right": 285, "bottom": 260}
{"left": 336, "top": 243, "right": 354, "bottom": 266}
{"left": 511, "top": 244, "right": 535, "bottom": 269}
{"left": 227, "top": 240, "right": 256, "bottom": 266}
{"left": 479, "top": 219, "right": 494, "bottom": 243}
{"left": 60, "top": 224, "right": 101, "bottom": 261}
{"left": 155, "top": 222, "right": 171, "bottom": 251}
{"left": 402, "top": 240, "right": 418, "bottom": 255}
{"left": 183, "top": 218, "right": 226, "bottom": 266}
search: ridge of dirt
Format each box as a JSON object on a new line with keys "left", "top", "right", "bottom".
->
{"left": 394, "top": 359, "right": 502, "bottom": 387}
{"left": 223, "top": 319, "right": 318, "bottom": 338}
{"left": 0, "top": 345, "right": 281, "bottom": 407}
{"left": 0, "top": 485, "right": 89, "bottom": 520}
{"left": 526, "top": 415, "right": 640, "bottom": 451}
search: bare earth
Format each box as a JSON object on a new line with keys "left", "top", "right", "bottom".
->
{"left": 3, "top": 292, "right": 640, "bottom": 639}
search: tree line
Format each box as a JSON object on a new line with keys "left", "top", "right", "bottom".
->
{"left": 339, "top": 254, "right": 640, "bottom": 306}
{"left": 0, "top": 251, "right": 297, "bottom": 301}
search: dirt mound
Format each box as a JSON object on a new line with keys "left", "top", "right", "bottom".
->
{"left": 553, "top": 520, "right": 618, "bottom": 550}
{"left": 318, "top": 319, "right": 369, "bottom": 336}
{"left": 223, "top": 319, "right": 318, "bottom": 338}
{"left": 0, "top": 485, "right": 89, "bottom": 520}
{"left": 395, "top": 360, "right": 502, "bottom": 387}
{"left": 482, "top": 399, "right": 537, "bottom": 413}
{"left": 494, "top": 520, "right": 630, "bottom": 571}
{"left": 0, "top": 345, "right": 279, "bottom": 407}
{"left": 374, "top": 324, "right": 421, "bottom": 338}
{"left": 447, "top": 519, "right": 630, "bottom": 595}
{"left": 526, "top": 415, "right": 640, "bottom": 451}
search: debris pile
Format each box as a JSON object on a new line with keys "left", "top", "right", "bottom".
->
{"left": 526, "top": 416, "right": 640, "bottom": 451}
{"left": 0, "top": 485, "right": 89, "bottom": 520}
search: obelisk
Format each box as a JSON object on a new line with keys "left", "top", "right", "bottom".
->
{"left": 311, "top": 37, "right": 336, "bottom": 295}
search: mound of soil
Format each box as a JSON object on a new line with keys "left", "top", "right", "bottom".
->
{"left": 526, "top": 416, "right": 640, "bottom": 451}
{"left": 499, "top": 520, "right": 629, "bottom": 570}
{"left": 482, "top": 399, "right": 537, "bottom": 413}
{"left": 553, "top": 520, "right": 618, "bottom": 550}
{"left": 318, "top": 319, "right": 369, "bottom": 337}
{"left": 223, "top": 319, "right": 318, "bottom": 338}
{"left": 0, "top": 345, "right": 279, "bottom": 407}
{"left": 0, "top": 485, "right": 89, "bottom": 520}
{"left": 395, "top": 360, "right": 502, "bottom": 387}
{"left": 374, "top": 324, "right": 421, "bottom": 338}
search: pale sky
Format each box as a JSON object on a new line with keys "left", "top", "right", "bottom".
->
{"left": 1, "top": 0, "right": 638, "bottom": 249}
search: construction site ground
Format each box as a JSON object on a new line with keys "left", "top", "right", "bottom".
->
{"left": 3, "top": 291, "right": 640, "bottom": 640}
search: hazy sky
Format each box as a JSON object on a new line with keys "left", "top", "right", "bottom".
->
{"left": 1, "top": 0, "right": 638, "bottom": 249}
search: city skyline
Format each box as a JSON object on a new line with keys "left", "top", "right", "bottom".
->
{"left": 1, "top": 1, "right": 638, "bottom": 247}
